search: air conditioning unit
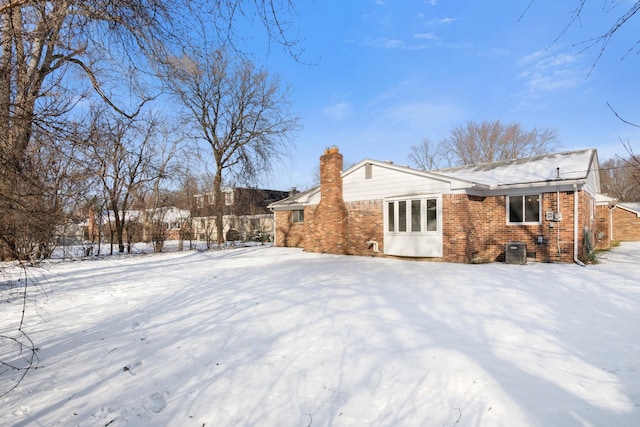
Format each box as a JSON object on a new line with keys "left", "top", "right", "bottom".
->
{"left": 505, "top": 242, "right": 527, "bottom": 265}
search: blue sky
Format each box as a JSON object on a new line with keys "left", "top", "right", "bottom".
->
{"left": 246, "top": 1, "right": 640, "bottom": 191}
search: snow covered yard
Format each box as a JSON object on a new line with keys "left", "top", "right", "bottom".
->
{"left": 1, "top": 243, "right": 639, "bottom": 427}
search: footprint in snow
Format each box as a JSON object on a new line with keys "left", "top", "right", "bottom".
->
{"left": 123, "top": 361, "right": 142, "bottom": 375}
{"left": 13, "top": 406, "right": 30, "bottom": 416}
{"left": 144, "top": 392, "right": 168, "bottom": 413}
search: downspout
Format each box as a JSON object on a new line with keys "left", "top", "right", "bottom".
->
{"left": 574, "top": 185, "right": 585, "bottom": 266}
{"left": 271, "top": 210, "right": 277, "bottom": 246}
{"left": 556, "top": 191, "right": 561, "bottom": 255}
{"left": 610, "top": 206, "right": 615, "bottom": 242}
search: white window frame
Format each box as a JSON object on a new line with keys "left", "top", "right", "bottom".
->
{"left": 507, "top": 194, "right": 542, "bottom": 225}
{"left": 385, "top": 196, "right": 440, "bottom": 235}
{"left": 224, "top": 191, "right": 234, "bottom": 206}
{"left": 291, "top": 209, "right": 304, "bottom": 224}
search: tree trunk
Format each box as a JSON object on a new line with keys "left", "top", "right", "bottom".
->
{"left": 213, "top": 170, "right": 224, "bottom": 246}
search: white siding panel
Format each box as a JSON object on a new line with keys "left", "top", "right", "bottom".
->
{"left": 308, "top": 191, "right": 321, "bottom": 204}
{"left": 343, "top": 164, "right": 451, "bottom": 202}
{"left": 384, "top": 234, "right": 443, "bottom": 257}
{"left": 584, "top": 163, "right": 600, "bottom": 195}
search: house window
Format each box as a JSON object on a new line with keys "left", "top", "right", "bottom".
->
{"left": 398, "top": 201, "right": 407, "bottom": 232}
{"left": 508, "top": 194, "right": 541, "bottom": 224}
{"left": 292, "top": 209, "right": 304, "bottom": 223}
{"left": 386, "top": 198, "right": 439, "bottom": 234}
{"left": 224, "top": 191, "right": 234, "bottom": 206}
{"left": 426, "top": 199, "right": 437, "bottom": 231}
{"left": 411, "top": 200, "right": 421, "bottom": 232}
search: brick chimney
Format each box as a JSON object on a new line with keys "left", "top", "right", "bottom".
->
{"left": 306, "top": 146, "right": 349, "bottom": 254}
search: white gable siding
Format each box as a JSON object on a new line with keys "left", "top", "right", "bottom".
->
{"left": 307, "top": 191, "right": 321, "bottom": 205}
{"left": 583, "top": 162, "right": 600, "bottom": 195}
{"left": 341, "top": 163, "right": 452, "bottom": 202}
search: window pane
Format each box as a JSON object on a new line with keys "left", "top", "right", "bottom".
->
{"left": 292, "top": 210, "right": 304, "bottom": 223}
{"left": 524, "top": 195, "right": 540, "bottom": 222}
{"left": 411, "top": 200, "right": 421, "bottom": 232}
{"left": 388, "top": 202, "right": 394, "bottom": 232}
{"left": 426, "top": 199, "right": 437, "bottom": 231}
{"left": 398, "top": 201, "right": 407, "bottom": 232}
{"left": 509, "top": 196, "right": 523, "bottom": 222}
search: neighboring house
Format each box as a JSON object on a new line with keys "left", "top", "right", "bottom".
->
{"left": 192, "top": 187, "right": 290, "bottom": 243}
{"left": 611, "top": 202, "right": 640, "bottom": 242}
{"left": 594, "top": 193, "right": 617, "bottom": 250}
{"left": 142, "top": 206, "right": 192, "bottom": 241}
{"left": 86, "top": 207, "right": 191, "bottom": 244}
{"left": 269, "top": 146, "right": 609, "bottom": 264}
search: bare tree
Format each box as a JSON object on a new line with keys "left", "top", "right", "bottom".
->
{"left": 600, "top": 155, "right": 640, "bottom": 202}
{"left": 440, "top": 120, "right": 559, "bottom": 166}
{"left": 0, "top": 0, "right": 303, "bottom": 260}
{"left": 522, "top": 1, "right": 640, "bottom": 72}
{"left": 0, "top": 1, "right": 171, "bottom": 158}
{"left": 0, "top": 122, "right": 92, "bottom": 260}
{"left": 139, "top": 121, "right": 184, "bottom": 252}
{"left": 523, "top": 2, "right": 640, "bottom": 161}
{"left": 0, "top": 0, "right": 303, "bottom": 400}
{"left": 408, "top": 138, "right": 446, "bottom": 170}
{"left": 84, "top": 107, "right": 161, "bottom": 253}
{"left": 162, "top": 49, "right": 299, "bottom": 245}
{"left": 0, "top": 1, "right": 172, "bottom": 260}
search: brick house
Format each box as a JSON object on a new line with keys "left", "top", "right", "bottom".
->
{"left": 611, "top": 203, "right": 640, "bottom": 242}
{"left": 193, "top": 187, "right": 290, "bottom": 243}
{"left": 269, "top": 146, "right": 609, "bottom": 264}
{"left": 594, "top": 193, "right": 616, "bottom": 250}
{"left": 87, "top": 207, "right": 192, "bottom": 244}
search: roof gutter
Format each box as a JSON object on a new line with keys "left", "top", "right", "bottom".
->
{"left": 268, "top": 202, "right": 305, "bottom": 211}
{"left": 464, "top": 179, "right": 586, "bottom": 197}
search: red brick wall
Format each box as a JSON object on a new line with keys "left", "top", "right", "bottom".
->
{"left": 442, "top": 194, "right": 549, "bottom": 263}
{"left": 274, "top": 210, "right": 306, "bottom": 247}
{"left": 440, "top": 191, "right": 593, "bottom": 263}
{"left": 276, "top": 199, "right": 384, "bottom": 256}
{"left": 578, "top": 191, "right": 596, "bottom": 260}
{"left": 594, "top": 205, "right": 612, "bottom": 249}
{"left": 345, "top": 200, "right": 384, "bottom": 256}
{"left": 612, "top": 206, "right": 640, "bottom": 241}
{"left": 441, "top": 194, "right": 478, "bottom": 263}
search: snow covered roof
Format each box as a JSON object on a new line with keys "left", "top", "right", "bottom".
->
{"left": 435, "top": 149, "right": 597, "bottom": 188}
{"left": 267, "top": 186, "right": 316, "bottom": 210}
{"left": 617, "top": 202, "right": 640, "bottom": 216}
{"left": 100, "top": 207, "right": 190, "bottom": 223}
{"left": 269, "top": 149, "right": 599, "bottom": 210}
{"left": 154, "top": 207, "right": 191, "bottom": 222}
{"left": 594, "top": 193, "right": 617, "bottom": 206}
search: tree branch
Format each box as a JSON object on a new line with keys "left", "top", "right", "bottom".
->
{"left": 66, "top": 57, "right": 153, "bottom": 119}
{"left": 607, "top": 102, "right": 640, "bottom": 128}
